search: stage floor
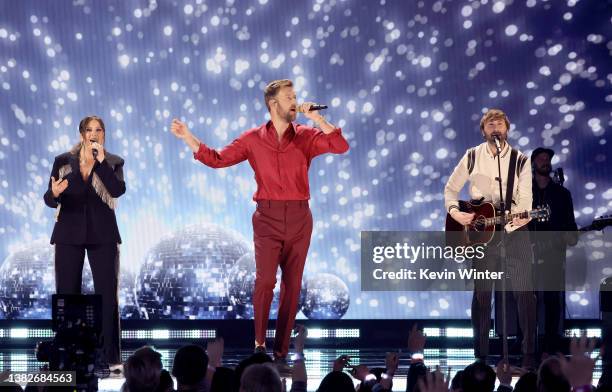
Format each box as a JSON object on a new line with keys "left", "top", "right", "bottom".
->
{"left": 0, "top": 347, "right": 603, "bottom": 391}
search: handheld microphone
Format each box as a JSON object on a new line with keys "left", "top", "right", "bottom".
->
{"left": 90, "top": 140, "right": 98, "bottom": 158}
{"left": 309, "top": 104, "right": 328, "bottom": 111}
{"left": 297, "top": 104, "right": 328, "bottom": 112}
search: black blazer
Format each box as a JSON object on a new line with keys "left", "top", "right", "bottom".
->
{"left": 44, "top": 151, "right": 126, "bottom": 245}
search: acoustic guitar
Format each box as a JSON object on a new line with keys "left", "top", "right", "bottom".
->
{"left": 445, "top": 200, "right": 550, "bottom": 246}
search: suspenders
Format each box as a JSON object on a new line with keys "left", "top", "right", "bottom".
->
{"left": 505, "top": 149, "right": 518, "bottom": 211}
{"left": 467, "top": 146, "right": 527, "bottom": 212}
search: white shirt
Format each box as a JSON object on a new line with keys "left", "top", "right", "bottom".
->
{"left": 444, "top": 142, "right": 532, "bottom": 214}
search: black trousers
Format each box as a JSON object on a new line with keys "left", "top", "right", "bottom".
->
{"left": 471, "top": 227, "right": 537, "bottom": 358}
{"left": 535, "top": 250, "right": 567, "bottom": 354}
{"left": 55, "top": 243, "right": 121, "bottom": 364}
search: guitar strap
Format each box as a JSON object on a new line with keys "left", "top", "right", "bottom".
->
{"left": 467, "top": 148, "right": 476, "bottom": 175}
{"left": 505, "top": 148, "right": 518, "bottom": 212}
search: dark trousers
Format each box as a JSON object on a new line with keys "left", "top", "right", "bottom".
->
{"left": 252, "top": 200, "right": 313, "bottom": 359}
{"left": 471, "top": 227, "right": 537, "bottom": 358}
{"left": 539, "top": 291, "right": 565, "bottom": 353}
{"left": 55, "top": 243, "right": 121, "bottom": 364}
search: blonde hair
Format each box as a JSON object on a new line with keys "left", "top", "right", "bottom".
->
{"left": 479, "top": 109, "right": 510, "bottom": 131}
{"left": 263, "top": 79, "right": 293, "bottom": 111}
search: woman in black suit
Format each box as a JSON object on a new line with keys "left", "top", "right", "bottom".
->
{"left": 44, "top": 115, "right": 126, "bottom": 368}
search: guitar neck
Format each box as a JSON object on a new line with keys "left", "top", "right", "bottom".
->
{"left": 488, "top": 210, "right": 532, "bottom": 226}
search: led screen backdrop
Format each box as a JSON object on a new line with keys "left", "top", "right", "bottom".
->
{"left": 0, "top": 0, "right": 610, "bottom": 320}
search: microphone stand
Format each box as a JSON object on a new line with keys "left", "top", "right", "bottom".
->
{"left": 494, "top": 136, "right": 509, "bottom": 363}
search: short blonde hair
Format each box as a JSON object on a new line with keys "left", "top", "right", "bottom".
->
{"left": 264, "top": 79, "right": 293, "bottom": 111}
{"left": 480, "top": 109, "right": 510, "bottom": 131}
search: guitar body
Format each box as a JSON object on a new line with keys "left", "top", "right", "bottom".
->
{"left": 445, "top": 201, "right": 497, "bottom": 246}
{"left": 446, "top": 201, "right": 550, "bottom": 246}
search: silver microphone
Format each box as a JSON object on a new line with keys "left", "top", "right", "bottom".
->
{"left": 493, "top": 135, "right": 502, "bottom": 151}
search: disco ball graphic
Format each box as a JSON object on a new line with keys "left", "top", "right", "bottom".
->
{"left": 119, "top": 269, "right": 140, "bottom": 319}
{"left": 0, "top": 239, "right": 95, "bottom": 319}
{"left": 301, "top": 272, "right": 350, "bottom": 319}
{"left": 136, "top": 223, "right": 251, "bottom": 319}
{"left": 228, "top": 252, "right": 306, "bottom": 319}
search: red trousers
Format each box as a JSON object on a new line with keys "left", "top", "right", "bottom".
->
{"left": 252, "top": 200, "right": 313, "bottom": 358}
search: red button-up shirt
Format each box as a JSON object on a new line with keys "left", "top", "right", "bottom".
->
{"left": 193, "top": 121, "right": 349, "bottom": 200}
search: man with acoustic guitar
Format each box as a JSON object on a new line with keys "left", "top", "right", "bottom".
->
{"left": 444, "top": 109, "right": 537, "bottom": 369}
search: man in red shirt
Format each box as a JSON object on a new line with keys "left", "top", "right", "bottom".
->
{"left": 170, "top": 79, "right": 349, "bottom": 365}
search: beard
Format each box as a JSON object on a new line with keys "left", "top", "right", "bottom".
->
{"left": 485, "top": 132, "right": 506, "bottom": 144}
{"left": 285, "top": 112, "right": 296, "bottom": 122}
{"left": 280, "top": 108, "right": 296, "bottom": 123}
{"left": 535, "top": 164, "right": 552, "bottom": 176}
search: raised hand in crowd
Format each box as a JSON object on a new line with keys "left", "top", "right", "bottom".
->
{"left": 418, "top": 367, "right": 450, "bottom": 392}
{"left": 378, "top": 352, "right": 400, "bottom": 390}
{"left": 558, "top": 336, "right": 597, "bottom": 389}
{"left": 207, "top": 337, "right": 224, "bottom": 368}
{"left": 496, "top": 359, "right": 514, "bottom": 391}
{"left": 205, "top": 337, "right": 225, "bottom": 386}
{"left": 407, "top": 323, "right": 426, "bottom": 355}
{"left": 333, "top": 355, "right": 351, "bottom": 372}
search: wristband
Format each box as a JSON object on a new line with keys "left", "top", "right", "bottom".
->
{"left": 411, "top": 352, "right": 424, "bottom": 360}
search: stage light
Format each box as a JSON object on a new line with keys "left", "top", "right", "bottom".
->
{"left": 10, "top": 328, "right": 28, "bottom": 338}
{"left": 185, "top": 330, "right": 200, "bottom": 338}
{"left": 334, "top": 328, "right": 360, "bottom": 338}
{"left": 120, "top": 329, "right": 216, "bottom": 339}
{"left": 446, "top": 327, "right": 473, "bottom": 338}
{"left": 446, "top": 348, "right": 474, "bottom": 357}
{"left": 587, "top": 328, "right": 601, "bottom": 338}
{"left": 423, "top": 327, "right": 441, "bottom": 337}
{"left": 29, "top": 328, "right": 54, "bottom": 338}
{"left": 267, "top": 328, "right": 358, "bottom": 340}
{"left": 307, "top": 328, "right": 327, "bottom": 339}
{"left": 564, "top": 328, "right": 601, "bottom": 337}
{"left": 10, "top": 354, "right": 28, "bottom": 371}
{"left": 151, "top": 329, "right": 170, "bottom": 339}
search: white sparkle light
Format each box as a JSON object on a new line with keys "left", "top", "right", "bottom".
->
{"left": 505, "top": 24, "right": 518, "bottom": 36}
{"left": 435, "top": 148, "right": 448, "bottom": 159}
{"left": 492, "top": 1, "right": 506, "bottom": 13}
{"left": 234, "top": 59, "right": 249, "bottom": 75}
{"left": 420, "top": 56, "right": 432, "bottom": 68}
{"left": 118, "top": 54, "right": 130, "bottom": 68}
